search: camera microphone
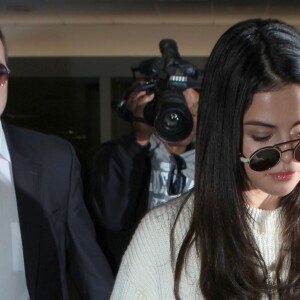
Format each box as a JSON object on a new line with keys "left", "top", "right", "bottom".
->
{"left": 159, "top": 39, "right": 181, "bottom": 64}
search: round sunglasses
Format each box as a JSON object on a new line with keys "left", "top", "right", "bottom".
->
{"left": 240, "top": 138, "right": 300, "bottom": 171}
{"left": 0, "top": 63, "right": 10, "bottom": 86}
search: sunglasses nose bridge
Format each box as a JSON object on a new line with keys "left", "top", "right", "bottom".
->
{"left": 275, "top": 138, "right": 297, "bottom": 154}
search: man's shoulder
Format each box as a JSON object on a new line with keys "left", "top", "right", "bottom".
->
{"left": 4, "top": 122, "right": 73, "bottom": 155}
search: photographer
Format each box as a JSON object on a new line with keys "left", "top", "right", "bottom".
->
{"left": 89, "top": 39, "right": 201, "bottom": 274}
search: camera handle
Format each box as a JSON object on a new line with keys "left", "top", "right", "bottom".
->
{"left": 117, "top": 98, "right": 153, "bottom": 124}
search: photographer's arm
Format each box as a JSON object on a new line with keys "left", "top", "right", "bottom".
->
{"left": 89, "top": 90, "right": 154, "bottom": 230}
{"left": 88, "top": 135, "right": 151, "bottom": 273}
{"left": 89, "top": 134, "right": 150, "bottom": 231}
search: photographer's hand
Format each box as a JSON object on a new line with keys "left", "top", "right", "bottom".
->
{"left": 126, "top": 90, "right": 155, "bottom": 146}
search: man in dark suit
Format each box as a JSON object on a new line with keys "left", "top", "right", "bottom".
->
{"left": 0, "top": 29, "right": 113, "bottom": 299}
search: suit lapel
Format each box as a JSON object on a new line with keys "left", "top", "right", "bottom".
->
{"left": 3, "top": 123, "right": 43, "bottom": 300}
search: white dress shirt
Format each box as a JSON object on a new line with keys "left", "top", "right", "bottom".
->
{"left": 0, "top": 121, "right": 30, "bottom": 300}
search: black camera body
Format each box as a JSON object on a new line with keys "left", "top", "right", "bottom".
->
{"left": 118, "top": 39, "right": 202, "bottom": 143}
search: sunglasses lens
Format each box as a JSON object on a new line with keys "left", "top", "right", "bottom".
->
{"left": 294, "top": 142, "right": 300, "bottom": 162}
{"left": 0, "top": 64, "right": 9, "bottom": 85}
{"left": 250, "top": 149, "right": 280, "bottom": 171}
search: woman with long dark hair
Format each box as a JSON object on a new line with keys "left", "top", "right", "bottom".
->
{"left": 111, "top": 18, "right": 300, "bottom": 299}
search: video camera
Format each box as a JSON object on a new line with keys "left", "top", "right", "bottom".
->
{"left": 118, "top": 38, "right": 202, "bottom": 143}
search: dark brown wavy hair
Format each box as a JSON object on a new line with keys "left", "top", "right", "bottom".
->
{"left": 171, "top": 18, "right": 300, "bottom": 299}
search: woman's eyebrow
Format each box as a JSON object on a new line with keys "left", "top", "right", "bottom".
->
{"left": 244, "top": 120, "right": 300, "bottom": 129}
{"left": 243, "top": 120, "right": 276, "bottom": 128}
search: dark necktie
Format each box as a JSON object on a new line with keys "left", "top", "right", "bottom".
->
{"left": 168, "top": 153, "right": 187, "bottom": 195}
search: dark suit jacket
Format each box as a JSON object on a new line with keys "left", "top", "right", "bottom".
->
{"left": 3, "top": 122, "right": 114, "bottom": 300}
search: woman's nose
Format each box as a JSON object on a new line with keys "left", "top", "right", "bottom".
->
{"left": 280, "top": 147, "right": 294, "bottom": 163}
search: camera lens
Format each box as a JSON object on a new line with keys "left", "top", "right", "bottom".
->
{"left": 162, "top": 112, "right": 184, "bottom": 130}
{"left": 155, "top": 106, "right": 193, "bottom": 143}
{"left": 154, "top": 90, "right": 193, "bottom": 143}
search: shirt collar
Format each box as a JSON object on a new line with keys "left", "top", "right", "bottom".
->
{"left": 0, "top": 120, "right": 11, "bottom": 162}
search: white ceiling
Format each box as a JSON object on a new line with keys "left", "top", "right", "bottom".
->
{"left": 0, "top": 0, "right": 299, "bottom": 57}
{"left": 0, "top": 0, "right": 299, "bottom": 25}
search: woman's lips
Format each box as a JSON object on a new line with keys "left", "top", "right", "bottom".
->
{"left": 270, "top": 171, "right": 295, "bottom": 181}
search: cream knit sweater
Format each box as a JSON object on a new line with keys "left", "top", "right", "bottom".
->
{"left": 111, "top": 195, "right": 283, "bottom": 299}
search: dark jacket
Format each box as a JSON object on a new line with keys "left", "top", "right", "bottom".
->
{"left": 3, "top": 121, "right": 114, "bottom": 300}
{"left": 89, "top": 134, "right": 151, "bottom": 274}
